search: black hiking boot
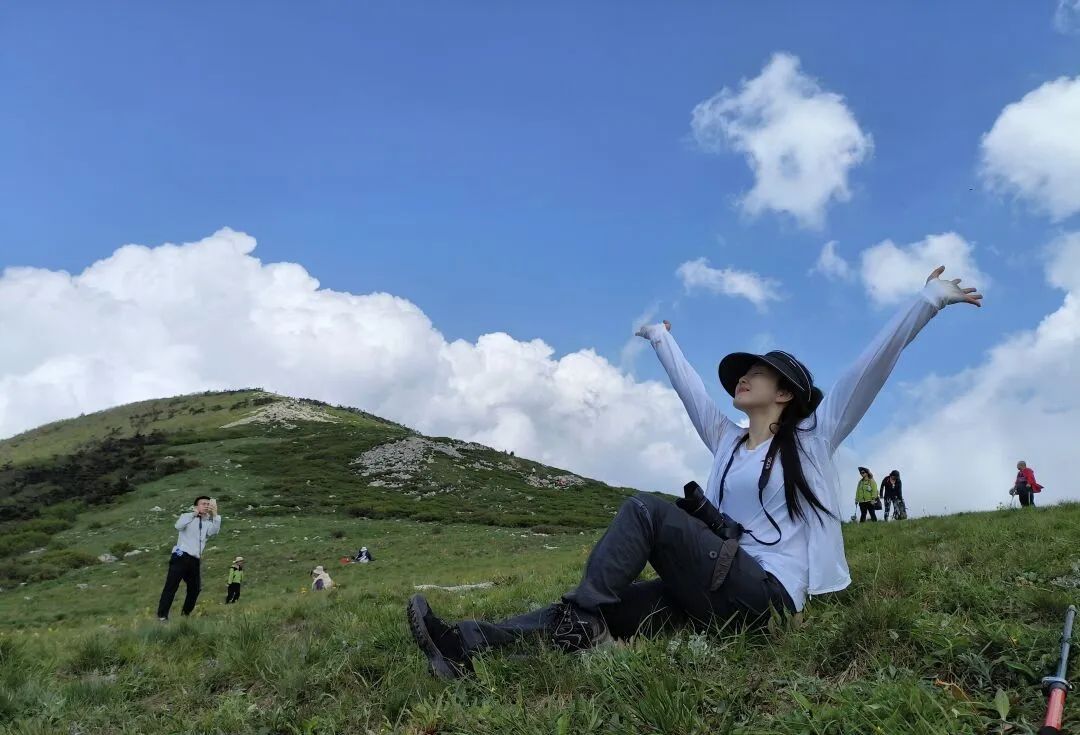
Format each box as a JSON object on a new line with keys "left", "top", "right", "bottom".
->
{"left": 406, "top": 594, "right": 471, "bottom": 679}
{"left": 548, "top": 601, "right": 611, "bottom": 653}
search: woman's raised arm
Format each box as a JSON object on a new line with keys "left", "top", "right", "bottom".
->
{"left": 816, "top": 267, "right": 982, "bottom": 452}
{"left": 637, "top": 320, "right": 735, "bottom": 453}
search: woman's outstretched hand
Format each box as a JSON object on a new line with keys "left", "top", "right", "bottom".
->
{"left": 635, "top": 320, "right": 673, "bottom": 339}
{"left": 926, "top": 266, "right": 983, "bottom": 307}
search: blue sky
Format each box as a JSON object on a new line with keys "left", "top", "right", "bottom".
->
{"left": 2, "top": 3, "right": 1080, "bottom": 511}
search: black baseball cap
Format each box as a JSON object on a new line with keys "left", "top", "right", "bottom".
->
{"left": 718, "top": 350, "right": 824, "bottom": 417}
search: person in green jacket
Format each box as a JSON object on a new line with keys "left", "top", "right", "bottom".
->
{"left": 855, "top": 468, "right": 879, "bottom": 522}
{"left": 225, "top": 557, "right": 244, "bottom": 604}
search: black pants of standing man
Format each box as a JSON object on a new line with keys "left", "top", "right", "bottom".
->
{"left": 157, "top": 551, "right": 202, "bottom": 619}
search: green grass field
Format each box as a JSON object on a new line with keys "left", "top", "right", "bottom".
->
{"left": 1, "top": 393, "right": 1078, "bottom": 734}
{"left": 3, "top": 501, "right": 1079, "bottom": 733}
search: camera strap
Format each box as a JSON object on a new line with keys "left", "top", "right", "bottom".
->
{"left": 717, "top": 434, "right": 783, "bottom": 547}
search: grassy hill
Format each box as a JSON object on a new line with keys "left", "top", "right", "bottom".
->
{"left": 0, "top": 391, "right": 635, "bottom": 589}
{"left": 1, "top": 392, "right": 1078, "bottom": 734}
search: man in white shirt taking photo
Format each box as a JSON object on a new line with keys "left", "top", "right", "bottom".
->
{"left": 156, "top": 495, "right": 221, "bottom": 621}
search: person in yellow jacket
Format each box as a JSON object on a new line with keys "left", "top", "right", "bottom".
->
{"left": 225, "top": 557, "right": 244, "bottom": 604}
{"left": 855, "top": 468, "right": 879, "bottom": 522}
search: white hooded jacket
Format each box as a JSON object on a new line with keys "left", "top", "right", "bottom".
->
{"left": 641, "top": 281, "right": 955, "bottom": 599}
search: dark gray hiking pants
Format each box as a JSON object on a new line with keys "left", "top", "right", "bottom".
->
{"left": 455, "top": 494, "right": 794, "bottom": 655}
{"left": 157, "top": 552, "right": 202, "bottom": 618}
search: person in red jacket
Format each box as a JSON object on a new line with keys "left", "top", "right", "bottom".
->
{"left": 1011, "top": 461, "right": 1043, "bottom": 507}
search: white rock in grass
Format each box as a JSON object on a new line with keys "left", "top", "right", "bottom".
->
{"left": 98, "top": 553, "right": 117, "bottom": 563}
{"left": 149, "top": 506, "right": 164, "bottom": 512}
{"left": 414, "top": 582, "right": 494, "bottom": 593}
{"left": 123, "top": 550, "right": 143, "bottom": 557}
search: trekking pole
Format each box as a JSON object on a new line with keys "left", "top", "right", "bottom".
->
{"left": 1039, "top": 605, "right": 1076, "bottom": 735}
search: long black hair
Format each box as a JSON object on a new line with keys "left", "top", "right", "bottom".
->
{"left": 771, "top": 376, "right": 833, "bottom": 525}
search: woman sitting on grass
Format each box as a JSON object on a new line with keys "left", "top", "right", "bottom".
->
{"left": 407, "top": 267, "right": 981, "bottom": 678}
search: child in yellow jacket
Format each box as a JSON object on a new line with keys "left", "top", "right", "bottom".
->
{"left": 225, "top": 557, "right": 244, "bottom": 603}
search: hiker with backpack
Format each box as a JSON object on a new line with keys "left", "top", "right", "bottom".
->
{"left": 225, "top": 557, "right": 244, "bottom": 603}
{"left": 855, "top": 467, "right": 879, "bottom": 522}
{"left": 406, "top": 267, "right": 981, "bottom": 679}
{"left": 1011, "top": 460, "right": 1042, "bottom": 507}
{"left": 880, "top": 470, "right": 906, "bottom": 520}
{"left": 156, "top": 496, "right": 221, "bottom": 621}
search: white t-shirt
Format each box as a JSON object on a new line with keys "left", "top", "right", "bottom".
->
{"left": 717, "top": 440, "right": 809, "bottom": 611}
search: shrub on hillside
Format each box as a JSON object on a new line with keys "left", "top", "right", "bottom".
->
{"left": 10, "top": 518, "right": 72, "bottom": 536}
{"left": 346, "top": 505, "right": 378, "bottom": 519}
{"left": 40, "top": 500, "right": 84, "bottom": 522}
{"left": 109, "top": 541, "right": 135, "bottom": 557}
{"left": 528, "top": 524, "right": 575, "bottom": 535}
{"left": 155, "top": 456, "right": 199, "bottom": 475}
{"left": 64, "top": 636, "right": 131, "bottom": 675}
{"left": 0, "top": 549, "right": 98, "bottom": 586}
{"left": 0, "top": 531, "right": 51, "bottom": 558}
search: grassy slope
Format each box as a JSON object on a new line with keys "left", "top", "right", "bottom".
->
{"left": 2, "top": 499, "right": 1078, "bottom": 733}
{"left": 0, "top": 392, "right": 634, "bottom": 588}
{"left": 1, "top": 395, "right": 1078, "bottom": 733}
{"left": 0, "top": 389, "right": 404, "bottom": 466}
{"left": 0, "top": 390, "right": 274, "bottom": 466}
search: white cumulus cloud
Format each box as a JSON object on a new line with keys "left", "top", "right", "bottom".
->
{"left": 810, "top": 240, "right": 854, "bottom": 281}
{"left": 691, "top": 52, "right": 873, "bottom": 229}
{"left": 0, "top": 229, "right": 710, "bottom": 494}
{"left": 857, "top": 231, "right": 1080, "bottom": 516}
{"left": 675, "top": 258, "right": 782, "bottom": 311}
{"left": 858, "top": 232, "right": 989, "bottom": 307}
{"left": 980, "top": 75, "right": 1080, "bottom": 221}
{"left": 4, "top": 228, "right": 1077, "bottom": 519}
{"left": 1054, "top": 0, "right": 1080, "bottom": 33}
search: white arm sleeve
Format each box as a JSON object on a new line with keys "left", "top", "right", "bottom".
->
{"left": 641, "top": 323, "right": 734, "bottom": 453}
{"left": 816, "top": 283, "right": 949, "bottom": 451}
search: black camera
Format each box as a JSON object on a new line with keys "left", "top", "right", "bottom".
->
{"left": 677, "top": 481, "right": 744, "bottom": 542}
